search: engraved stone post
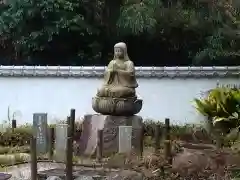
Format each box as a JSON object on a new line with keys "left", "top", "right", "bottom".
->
{"left": 55, "top": 123, "right": 68, "bottom": 162}
{"left": 118, "top": 126, "right": 132, "bottom": 154}
{"left": 33, "top": 113, "right": 48, "bottom": 154}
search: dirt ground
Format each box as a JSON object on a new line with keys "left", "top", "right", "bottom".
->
{"left": 2, "top": 142, "right": 240, "bottom": 180}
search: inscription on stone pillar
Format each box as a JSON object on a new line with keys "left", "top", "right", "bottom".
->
{"left": 118, "top": 126, "right": 132, "bottom": 154}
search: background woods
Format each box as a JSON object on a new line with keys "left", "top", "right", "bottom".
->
{"left": 0, "top": 0, "right": 239, "bottom": 66}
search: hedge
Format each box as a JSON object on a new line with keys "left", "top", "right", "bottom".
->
{"left": 0, "top": 127, "right": 32, "bottom": 146}
{"left": 0, "top": 121, "right": 207, "bottom": 147}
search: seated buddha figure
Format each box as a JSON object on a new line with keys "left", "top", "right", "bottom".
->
{"left": 92, "top": 42, "right": 142, "bottom": 115}
{"left": 97, "top": 42, "right": 138, "bottom": 99}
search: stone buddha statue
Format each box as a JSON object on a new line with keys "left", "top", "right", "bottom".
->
{"left": 92, "top": 42, "right": 142, "bottom": 116}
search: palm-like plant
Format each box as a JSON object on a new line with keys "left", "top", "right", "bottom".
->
{"left": 194, "top": 87, "right": 240, "bottom": 133}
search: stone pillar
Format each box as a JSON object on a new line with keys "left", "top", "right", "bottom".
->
{"left": 78, "top": 114, "right": 143, "bottom": 156}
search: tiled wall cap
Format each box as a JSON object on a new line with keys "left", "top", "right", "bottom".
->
{"left": 0, "top": 66, "right": 237, "bottom": 78}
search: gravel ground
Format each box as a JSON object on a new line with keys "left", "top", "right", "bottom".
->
{"left": 1, "top": 162, "right": 65, "bottom": 180}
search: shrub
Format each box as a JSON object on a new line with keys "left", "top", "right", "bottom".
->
{"left": 0, "top": 120, "right": 202, "bottom": 147}
{"left": 0, "top": 128, "right": 32, "bottom": 146}
{"left": 0, "top": 146, "right": 9, "bottom": 154}
{"left": 0, "top": 121, "right": 83, "bottom": 146}
{"left": 0, "top": 146, "right": 30, "bottom": 154}
{"left": 194, "top": 87, "right": 240, "bottom": 132}
{"left": 143, "top": 119, "right": 206, "bottom": 143}
{"left": 194, "top": 87, "right": 240, "bottom": 147}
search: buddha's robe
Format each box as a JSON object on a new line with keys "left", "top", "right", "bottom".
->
{"left": 97, "top": 59, "right": 138, "bottom": 98}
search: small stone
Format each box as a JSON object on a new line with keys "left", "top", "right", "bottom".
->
{"left": 0, "top": 173, "right": 12, "bottom": 180}
{"left": 92, "top": 175, "right": 104, "bottom": 180}
{"left": 74, "top": 175, "right": 94, "bottom": 180}
{"left": 46, "top": 176, "right": 63, "bottom": 180}
{"left": 107, "top": 170, "right": 143, "bottom": 180}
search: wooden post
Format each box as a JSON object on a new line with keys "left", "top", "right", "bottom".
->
{"left": 70, "top": 109, "right": 75, "bottom": 138}
{"left": 164, "top": 140, "right": 171, "bottom": 164}
{"left": 97, "top": 129, "right": 103, "bottom": 162}
{"left": 154, "top": 124, "right": 161, "bottom": 153}
{"left": 165, "top": 118, "right": 170, "bottom": 140}
{"left": 67, "top": 116, "right": 70, "bottom": 126}
{"left": 12, "top": 119, "right": 16, "bottom": 132}
{"left": 48, "top": 127, "right": 54, "bottom": 160}
{"left": 66, "top": 109, "right": 75, "bottom": 180}
{"left": 67, "top": 116, "right": 71, "bottom": 139}
{"left": 30, "top": 136, "right": 37, "bottom": 180}
{"left": 139, "top": 126, "right": 144, "bottom": 157}
{"left": 66, "top": 136, "right": 73, "bottom": 180}
{"left": 164, "top": 118, "right": 172, "bottom": 164}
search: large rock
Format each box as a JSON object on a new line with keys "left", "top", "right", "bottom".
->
{"left": 172, "top": 144, "right": 227, "bottom": 178}
{"left": 77, "top": 114, "right": 143, "bottom": 156}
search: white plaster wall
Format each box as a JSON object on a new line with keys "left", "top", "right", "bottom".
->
{"left": 0, "top": 77, "right": 238, "bottom": 125}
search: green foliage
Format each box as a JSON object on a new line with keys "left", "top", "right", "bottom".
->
{"left": 0, "top": 145, "right": 30, "bottom": 154}
{"left": 0, "top": 153, "right": 28, "bottom": 167}
{"left": 192, "top": 0, "right": 240, "bottom": 64}
{"left": 117, "top": 0, "right": 162, "bottom": 35}
{"left": 0, "top": 121, "right": 203, "bottom": 147}
{"left": 143, "top": 119, "right": 209, "bottom": 143}
{"left": 0, "top": 0, "right": 103, "bottom": 61}
{"left": 194, "top": 87, "right": 240, "bottom": 132}
{"left": 0, "top": 128, "right": 32, "bottom": 146}
{"left": 0, "top": 0, "right": 239, "bottom": 65}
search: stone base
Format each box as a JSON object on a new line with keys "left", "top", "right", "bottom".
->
{"left": 92, "top": 96, "right": 142, "bottom": 116}
{"left": 77, "top": 114, "right": 143, "bottom": 156}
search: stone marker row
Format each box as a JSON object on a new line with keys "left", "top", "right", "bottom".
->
{"left": 33, "top": 113, "right": 69, "bottom": 161}
{"left": 33, "top": 113, "right": 134, "bottom": 159}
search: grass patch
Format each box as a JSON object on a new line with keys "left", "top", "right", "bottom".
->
{"left": 0, "top": 145, "right": 30, "bottom": 154}
{"left": 0, "top": 153, "right": 29, "bottom": 167}
{"left": 0, "top": 151, "right": 79, "bottom": 168}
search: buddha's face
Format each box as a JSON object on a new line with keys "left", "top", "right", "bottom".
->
{"left": 114, "top": 47, "right": 124, "bottom": 59}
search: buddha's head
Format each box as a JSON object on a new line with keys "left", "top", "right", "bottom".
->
{"left": 114, "top": 42, "right": 129, "bottom": 60}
